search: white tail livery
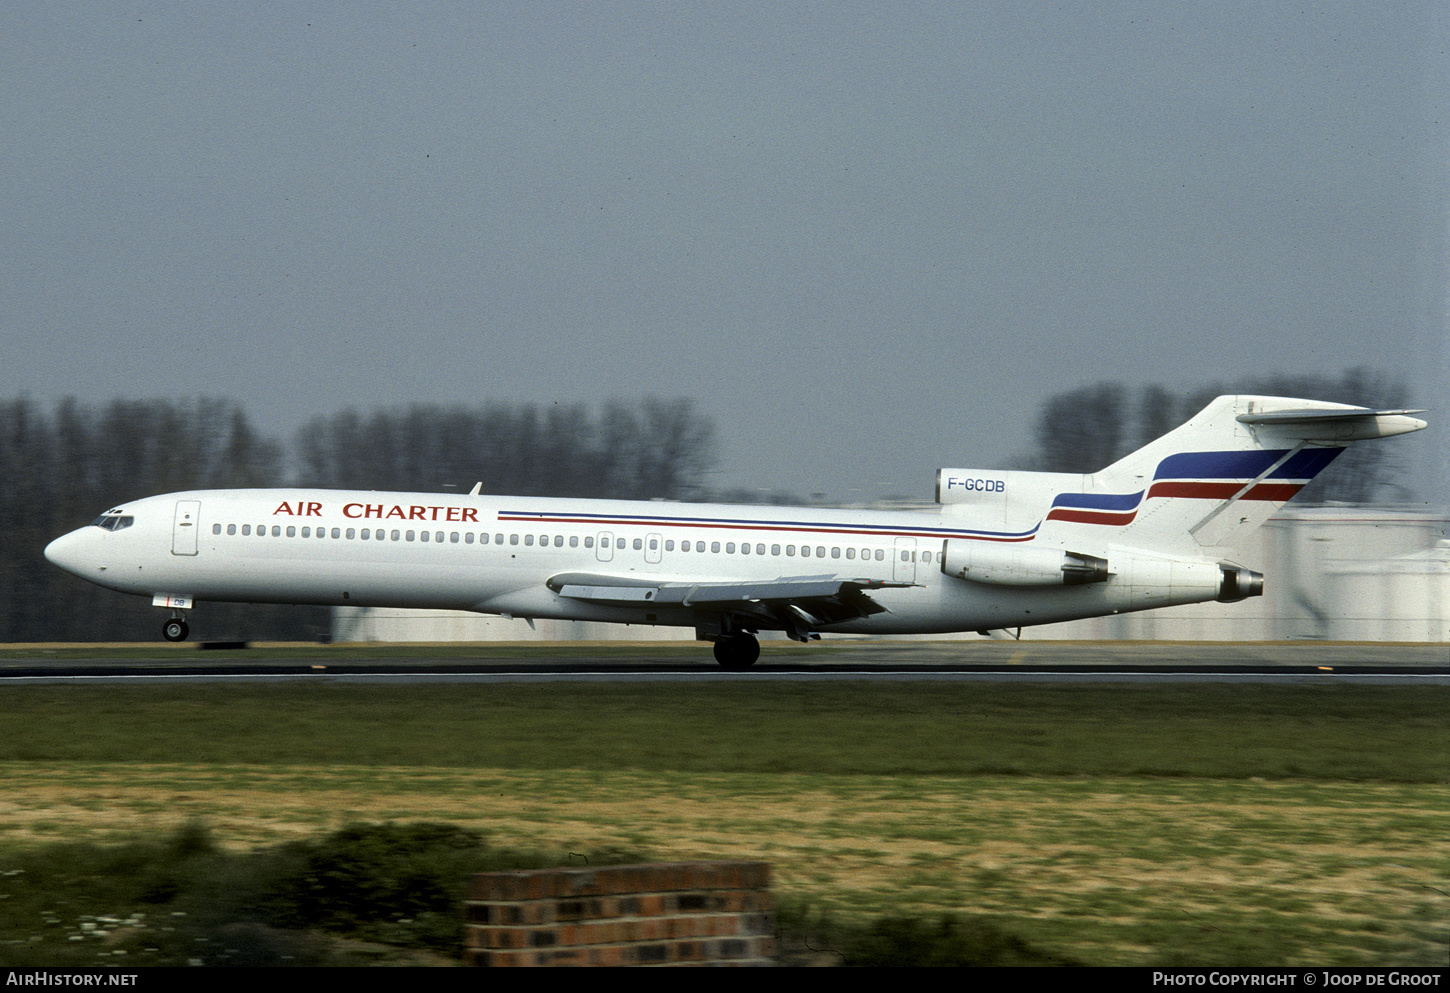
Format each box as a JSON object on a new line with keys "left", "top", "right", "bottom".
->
{"left": 45, "top": 396, "right": 1424, "bottom": 668}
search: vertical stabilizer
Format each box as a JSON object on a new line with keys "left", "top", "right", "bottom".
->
{"left": 1040, "top": 396, "right": 1425, "bottom": 555}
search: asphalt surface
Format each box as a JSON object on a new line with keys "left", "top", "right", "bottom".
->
{"left": 0, "top": 641, "right": 1445, "bottom": 683}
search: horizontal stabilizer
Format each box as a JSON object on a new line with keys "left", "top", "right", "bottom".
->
{"left": 1236, "top": 407, "right": 1427, "bottom": 441}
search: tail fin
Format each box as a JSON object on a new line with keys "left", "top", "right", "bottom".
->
{"left": 1054, "top": 395, "right": 1426, "bottom": 553}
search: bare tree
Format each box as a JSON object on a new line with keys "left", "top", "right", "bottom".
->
{"left": 1032, "top": 383, "right": 1128, "bottom": 473}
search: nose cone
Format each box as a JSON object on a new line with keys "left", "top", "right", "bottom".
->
{"left": 44, "top": 529, "right": 95, "bottom": 579}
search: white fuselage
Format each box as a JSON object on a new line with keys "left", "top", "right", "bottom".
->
{"left": 45, "top": 396, "right": 1428, "bottom": 649}
{"left": 42, "top": 487, "right": 1209, "bottom": 637}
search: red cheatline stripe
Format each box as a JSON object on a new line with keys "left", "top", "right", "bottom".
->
{"left": 1044, "top": 509, "right": 1138, "bottom": 526}
{"left": 1147, "top": 481, "right": 1303, "bottom": 501}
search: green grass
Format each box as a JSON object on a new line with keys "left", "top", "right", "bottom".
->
{"left": 0, "top": 682, "right": 1441, "bottom": 780}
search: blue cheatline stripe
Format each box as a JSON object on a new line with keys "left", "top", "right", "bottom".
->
{"left": 1049, "top": 490, "right": 1143, "bottom": 511}
{"left": 497, "top": 510, "right": 1039, "bottom": 543}
{"left": 1271, "top": 447, "right": 1344, "bottom": 478}
{"left": 1154, "top": 449, "right": 1289, "bottom": 481}
{"left": 1154, "top": 447, "right": 1344, "bottom": 482}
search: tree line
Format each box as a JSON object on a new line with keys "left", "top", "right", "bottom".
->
{"left": 1, "top": 397, "right": 716, "bottom": 642}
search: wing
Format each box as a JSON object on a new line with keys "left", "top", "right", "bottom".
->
{"left": 545, "top": 571, "right": 913, "bottom": 640}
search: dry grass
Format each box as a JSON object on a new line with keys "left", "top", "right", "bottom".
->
{"left": 1, "top": 762, "right": 1443, "bottom": 965}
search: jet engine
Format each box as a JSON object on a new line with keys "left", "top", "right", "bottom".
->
{"left": 941, "top": 541, "right": 1110, "bottom": 586}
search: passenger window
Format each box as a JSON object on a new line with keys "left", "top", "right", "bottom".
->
{"left": 649, "top": 538, "right": 658, "bottom": 551}
{"left": 726, "top": 542, "right": 735, "bottom": 553}
{"left": 391, "top": 530, "right": 400, "bottom": 541}
{"left": 570, "top": 535, "right": 578, "bottom": 548}
{"left": 465, "top": 532, "right": 474, "bottom": 544}
{"left": 711, "top": 541, "right": 720, "bottom": 553}
{"left": 846, "top": 548, "right": 855, "bottom": 559}
{"left": 227, "top": 524, "right": 236, "bottom": 536}
{"left": 525, "top": 535, "right": 534, "bottom": 546}
{"left": 756, "top": 544, "right": 765, "bottom": 555}
{"left": 801, "top": 546, "right": 810, "bottom": 558}
{"left": 831, "top": 547, "right": 840, "bottom": 558}
{"left": 451, "top": 532, "right": 459, "bottom": 543}
{"left": 510, "top": 534, "right": 519, "bottom": 545}
{"left": 436, "top": 532, "right": 444, "bottom": 543}
{"left": 211, "top": 523, "right": 220, "bottom": 535}
{"left": 771, "top": 544, "right": 780, "bottom": 556}
{"left": 287, "top": 526, "right": 296, "bottom": 538}
{"left": 874, "top": 549, "right": 884, "bottom": 561}
{"left": 584, "top": 536, "right": 594, "bottom": 548}
{"left": 301, "top": 527, "right": 310, "bottom": 537}
{"left": 346, "top": 528, "right": 356, "bottom": 539}
{"left": 633, "top": 538, "right": 643, "bottom": 550}
{"left": 816, "top": 546, "right": 825, "bottom": 557}
{"left": 554, "top": 535, "right": 563, "bottom": 547}
{"left": 786, "top": 545, "right": 795, "bottom": 556}
{"left": 421, "top": 531, "right": 430, "bottom": 542}
{"left": 242, "top": 525, "right": 251, "bottom": 536}
{"left": 269, "top": 526, "right": 279, "bottom": 537}
{"left": 406, "top": 530, "right": 415, "bottom": 541}
{"left": 922, "top": 551, "right": 932, "bottom": 563}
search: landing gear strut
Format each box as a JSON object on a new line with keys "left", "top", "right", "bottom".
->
{"left": 162, "top": 616, "right": 189, "bottom": 642}
{"left": 712, "top": 634, "right": 760, "bottom": 671}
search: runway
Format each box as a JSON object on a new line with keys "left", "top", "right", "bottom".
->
{"left": 1, "top": 640, "right": 1445, "bottom": 684}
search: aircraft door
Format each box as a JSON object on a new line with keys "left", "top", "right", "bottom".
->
{"left": 893, "top": 537, "right": 916, "bottom": 583}
{"left": 172, "top": 500, "right": 201, "bottom": 556}
{"left": 645, "top": 533, "right": 662, "bottom": 564}
{"left": 596, "top": 531, "right": 614, "bottom": 562}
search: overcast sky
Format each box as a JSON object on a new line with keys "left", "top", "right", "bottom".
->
{"left": 3, "top": 2, "right": 1445, "bottom": 503}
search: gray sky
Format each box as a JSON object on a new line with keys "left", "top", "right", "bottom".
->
{"left": 3, "top": 2, "right": 1445, "bottom": 502}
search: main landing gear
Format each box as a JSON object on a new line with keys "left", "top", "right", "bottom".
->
{"left": 712, "top": 633, "right": 760, "bottom": 671}
{"left": 162, "top": 616, "right": 189, "bottom": 642}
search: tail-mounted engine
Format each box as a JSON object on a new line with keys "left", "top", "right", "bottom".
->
{"left": 942, "top": 539, "right": 1264, "bottom": 605}
{"left": 941, "top": 541, "right": 1110, "bottom": 586}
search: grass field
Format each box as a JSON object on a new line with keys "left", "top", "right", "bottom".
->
{"left": 0, "top": 675, "right": 1443, "bottom": 966}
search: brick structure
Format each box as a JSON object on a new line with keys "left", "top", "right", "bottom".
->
{"left": 464, "top": 861, "right": 774, "bottom": 966}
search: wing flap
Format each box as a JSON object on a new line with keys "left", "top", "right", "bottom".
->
{"left": 547, "top": 572, "right": 909, "bottom": 619}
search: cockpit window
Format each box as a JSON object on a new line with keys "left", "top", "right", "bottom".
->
{"left": 89, "top": 513, "right": 135, "bottom": 532}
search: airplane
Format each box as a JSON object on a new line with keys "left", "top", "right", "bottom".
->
{"left": 44, "top": 395, "right": 1425, "bottom": 669}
